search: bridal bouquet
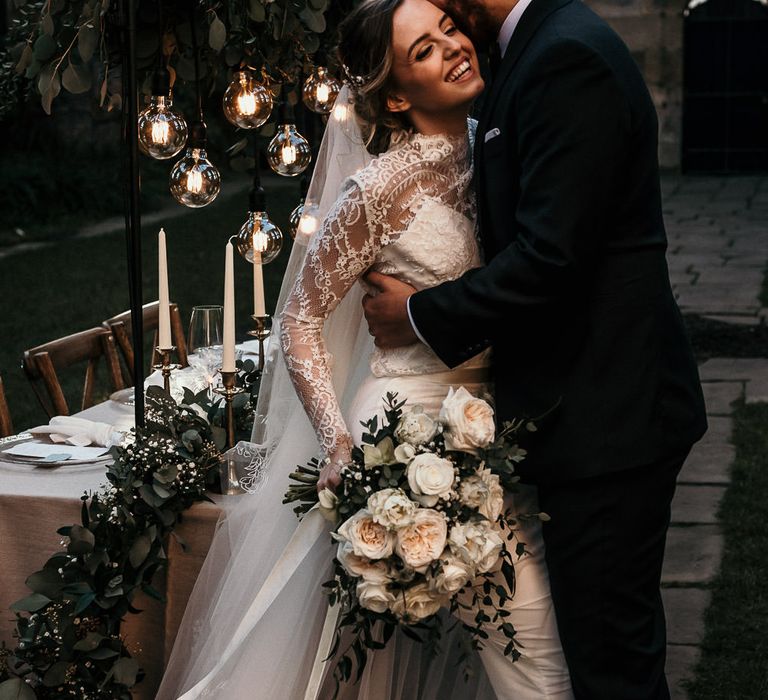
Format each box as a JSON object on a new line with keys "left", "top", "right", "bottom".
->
{"left": 284, "top": 388, "right": 545, "bottom": 693}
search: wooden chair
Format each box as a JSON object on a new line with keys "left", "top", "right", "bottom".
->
{"left": 0, "top": 375, "right": 13, "bottom": 437}
{"left": 22, "top": 328, "right": 125, "bottom": 418}
{"left": 102, "top": 301, "right": 189, "bottom": 384}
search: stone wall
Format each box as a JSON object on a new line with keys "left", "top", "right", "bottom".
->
{"left": 584, "top": 0, "right": 685, "bottom": 170}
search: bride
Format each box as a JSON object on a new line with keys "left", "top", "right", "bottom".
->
{"left": 157, "top": 0, "right": 573, "bottom": 698}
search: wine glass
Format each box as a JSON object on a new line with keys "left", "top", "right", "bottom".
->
{"left": 188, "top": 305, "right": 224, "bottom": 354}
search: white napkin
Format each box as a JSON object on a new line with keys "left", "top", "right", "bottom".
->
{"left": 29, "top": 416, "right": 133, "bottom": 448}
{"left": 4, "top": 443, "right": 110, "bottom": 461}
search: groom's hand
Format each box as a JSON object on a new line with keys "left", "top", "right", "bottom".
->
{"left": 362, "top": 271, "right": 418, "bottom": 348}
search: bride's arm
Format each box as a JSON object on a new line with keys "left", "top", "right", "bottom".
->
{"left": 280, "top": 179, "right": 386, "bottom": 489}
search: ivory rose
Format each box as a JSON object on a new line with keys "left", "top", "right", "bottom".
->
{"left": 390, "top": 582, "right": 445, "bottom": 622}
{"left": 406, "top": 453, "right": 455, "bottom": 507}
{"left": 356, "top": 580, "right": 396, "bottom": 613}
{"left": 430, "top": 552, "right": 474, "bottom": 595}
{"left": 448, "top": 520, "right": 503, "bottom": 574}
{"left": 335, "top": 509, "right": 395, "bottom": 560}
{"left": 367, "top": 488, "right": 418, "bottom": 530}
{"left": 439, "top": 387, "right": 495, "bottom": 452}
{"left": 336, "top": 541, "right": 391, "bottom": 584}
{"left": 395, "top": 509, "right": 448, "bottom": 572}
{"left": 458, "top": 467, "right": 505, "bottom": 521}
{"left": 318, "top": 487, "right": 338, "bottom": 522}
{"left": 395, "top": 407, "right": 438, "bottom": 446}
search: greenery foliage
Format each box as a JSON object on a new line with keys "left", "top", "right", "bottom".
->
{"left": 0, "top": 379, "right": 257, "bottom": 698}
{"left": 1, "top": 0, "right": 356, "bottom": 119}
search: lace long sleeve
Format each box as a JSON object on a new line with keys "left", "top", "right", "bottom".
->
{"left": 280, "top": 180, "right": 390, "bottom": 464}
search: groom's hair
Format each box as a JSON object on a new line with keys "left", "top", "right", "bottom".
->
{"left": 337, "top": 0, "right": 411, "bottom": 155}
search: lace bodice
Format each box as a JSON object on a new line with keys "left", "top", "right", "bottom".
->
{"left": 280, "top": 128, "right": 490, "bottom": 463}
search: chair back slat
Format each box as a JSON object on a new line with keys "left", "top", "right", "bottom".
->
{"left": 22, "top": 328, "right": 125, "bottom": 418}
{"left": 0, "top": 376, "right": 13, "bottom": 438}
{"left": 103, "top": 301, "right": 189, "bottom": 384}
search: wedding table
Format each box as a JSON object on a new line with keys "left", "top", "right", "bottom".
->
{"left": 0, "top": 342, "right": 268, "bottom": 698}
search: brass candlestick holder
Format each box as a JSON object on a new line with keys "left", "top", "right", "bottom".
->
{"left": 214, "top": 369, "right": 247, "bottom": 495}
{"left": 153, "top": 346, "right": 182, "bottom": 393}
{"left": 247, "top": 314, "right": 272, "bottom": 373}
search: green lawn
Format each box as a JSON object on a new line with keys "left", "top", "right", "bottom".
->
{"left": 0, "top": 174, "right": 298, "bottom": 431}
{"left": 687, "top": 402, "right": 768, "bottom": 699}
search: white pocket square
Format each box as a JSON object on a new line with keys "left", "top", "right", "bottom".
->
{"left": 484, "top": 127, "right": 501, "bottom": 143}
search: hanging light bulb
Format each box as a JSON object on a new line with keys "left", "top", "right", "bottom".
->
{"left": 302, "top": 66, "right": 342, "bottom": 114}
{"left": 137, "top": 72, "right": 188, "bottom": 159}
{"left": 289, "top": 200, "right": 320, "bottom": 240}
{"left": 222, "top": 70, "right": 274, "bottom": 129}
{"left": 169, "top": 121, "right": 221, "bottom": 208}
{"left": 267, "top": 122, "right": 311, "bottom": 177}
{"left": 235, "top": 211, "right": 283, "bottom": 264}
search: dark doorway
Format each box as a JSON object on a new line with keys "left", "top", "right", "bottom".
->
{"left": 682, "top": 0, "right": 768, "bottom": 173}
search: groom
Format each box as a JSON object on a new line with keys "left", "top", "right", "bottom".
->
{"left": 362, "top": 0, "right": 707, "bottom": 697}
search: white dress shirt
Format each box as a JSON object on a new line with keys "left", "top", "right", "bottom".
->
{"left": 405, "top": 0, "right": 535, "bottom": 348}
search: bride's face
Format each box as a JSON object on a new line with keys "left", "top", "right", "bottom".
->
{"left": 387, "top": 0, "right": 484, "bottom": 125}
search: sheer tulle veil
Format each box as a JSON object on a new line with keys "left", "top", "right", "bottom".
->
{"left": 155, "top": 87, "right": 377, "bottom": 699}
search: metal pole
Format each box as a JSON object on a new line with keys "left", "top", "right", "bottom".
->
{"left": 119, "top": 0, "right": 145, "bottom": 428}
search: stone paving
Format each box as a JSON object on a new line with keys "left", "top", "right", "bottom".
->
{"left": 661, "top": 175, "right": 767, "bottom": 699}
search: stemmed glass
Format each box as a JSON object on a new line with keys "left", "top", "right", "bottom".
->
{"left": 188, "top": 306, "right": 224, "bottom": 397}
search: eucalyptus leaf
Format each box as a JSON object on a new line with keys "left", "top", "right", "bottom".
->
{"left": 299, "top": 8, "right": 326, "bottom": 33}
{"left": 129, "top": 534, "right": 152, "bottom": 568}
{"left": 42, "top": 660, "right": 70, "bottom": 687}
{"left": 78, "top": 24, "right": 99, "bottom": 62}
{"left": 68, "top": 524, "right": 96, "bottom": 554}
{"left": 10, "top": 592, "right": 50, "bottom": 612}
{"left": 248, "top": 0, "right": 266, "bottom": 22}
{"left": 62, "top": 60, "right": 92, "bottom": 94}
{"left": 26, "top": 568, "right": 63, "bottom": 598}
{"left": 42, "top": 13, "right": 55, "bottom": 36}
{"left": 0, "top": 678, "right": 37, "bottom": 700}
{"left": 209, "top": 15, "right": 227, "bottom": 52}
{"left": 33, "top": 33, "right": 57, "bottom": 61}
{"left": 112, "top": 657, "right": 140, "bottom": 687}
{"left": 89, "top": 646, "right": 120, "bottom": 659}
{"left": 73, "top": 631, "right": 104, "bottom": 651}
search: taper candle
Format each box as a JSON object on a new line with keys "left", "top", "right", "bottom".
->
{"left": 253, "top": 248, "right": 266, "bottom": 317}
{"left": 222, "top": 241, "right": 236, "bottom": 372}
{"left": 158, "top": 228, "right": 172, "bottom": 349}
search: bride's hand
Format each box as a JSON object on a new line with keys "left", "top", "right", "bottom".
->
{"left": 317, "top": 458, "right": 344, "bottom": 493}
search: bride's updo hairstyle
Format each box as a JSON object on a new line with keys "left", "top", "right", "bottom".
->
{"left": 337, "top": 0, "right": 410, "bottom": 155}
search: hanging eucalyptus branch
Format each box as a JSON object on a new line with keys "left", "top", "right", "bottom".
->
{"left": 1, "top": 0, "right": 354, "bottom": 118}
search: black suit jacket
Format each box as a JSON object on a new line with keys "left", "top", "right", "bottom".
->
{"left": 409, "top": 0, "right": 707, "bottom": 483}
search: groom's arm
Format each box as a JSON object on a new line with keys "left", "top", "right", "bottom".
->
{"left": 409, "top": 40, "right": 632, "bottom": 368}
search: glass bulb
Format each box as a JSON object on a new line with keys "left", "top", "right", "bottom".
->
{"left": 235, "top": 211, "right": 283, "bottom": 265}
{"left": 169, "top": 147, "right": 221, "bottom": 208}
{"left": 138, "top": 96, "right": 188, "bottom": 160}
{"left": 222, "top": 71, "right": 274, "bottom": 129}
{"left": 302, "top": 67, "right": 342, "bottom": 115}
{"left": 289, "top": 200, "right": 320, "bottom": 240}
{"left": 267, "top": 124, "right": 311, "bottom": 177}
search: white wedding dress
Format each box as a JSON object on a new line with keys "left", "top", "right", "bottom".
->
{"left": 157, "top": 113, "right": 573, "bottom": 700}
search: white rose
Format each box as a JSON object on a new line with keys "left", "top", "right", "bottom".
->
{"left": 439, "top": 387, "right": 495, "bottom": 452}
{"left": 336, "top": 541, "right": 391, "bottom": 583}
{"left": 395, "top": 509, "right": 448, "bottom": 573}
{"left": 458, "top": 467, "right": 504, "bottom": 522}
{"left": 317, "top": 487, "right": 339, "bottom": 523}
{"left": 356, "top": 580, "right": 396, "bottom": 613}
{"left": 395, "top": 407, "right": 438, "bottom": 446}
{"left": 335, "top": 509, "right": 395, "bottom": 560}
{"left": 430, "top": 551, "right": 474, "bottom": 595}
{"left": 390, "top": 582, "right": 445, "bottom": 622}
{"left": 394, "top": 443, "right": 416, "bottom": 465}
{"left": 367, "top": 488, "right": 418, "bottom": 530}
{"left": 406, "top": 453, "right": 455, "bottom": 507}
{"left": 448, "top": 520, "right": 503, "bottom": 574}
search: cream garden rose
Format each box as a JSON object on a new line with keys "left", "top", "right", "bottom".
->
{"left": 406, "top": 453, "right": 455, "bottom": 507}
{"left": 430, "top": 552, "right": 474, "bottom": 595}
{"left": 336, "top": 541, "right": 391, "bottom": 584}
{"left": 395, "top": 508, "right": 448, "bottom": 572}
{"left": 335, "top": 509, "right": 395, "bottom": 560}
{"left": 389, "top": 582, "right": 446, "bottom": 622}
{"left": 367, "top": 488, "right": 418, "bottom": 530}
{"left": 439, "top": 387, "right": 495, "bottom": 452}
{"left": 448, "top": 520, "right": 503, "bottom": 574}
{"left": 458, "top": 467, "right": 505, "bottom": 521}
{"left": 356, "top": 580, "right": 396, "bottom": 613}
{"left": 394, "top": 407, "right": 438, "bottom": 446}
{"left": 318, "top": 487, "right": 339, "bottom": 522}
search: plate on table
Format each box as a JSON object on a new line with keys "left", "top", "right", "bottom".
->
{"left": 109, "top": 388, "right": 136, "bottom": 406}
{"left": 0, "top": 434, "right": 113, "bottom": 468}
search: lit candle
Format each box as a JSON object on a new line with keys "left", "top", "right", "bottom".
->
{"left": 158, "top": 228, "right": 172, "bottom": 349}
{"left": 253, "top": 248, "right": 266, "bottom": 317}
{"left": 222, "top": 241, "right": 236, "bottom": 372}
